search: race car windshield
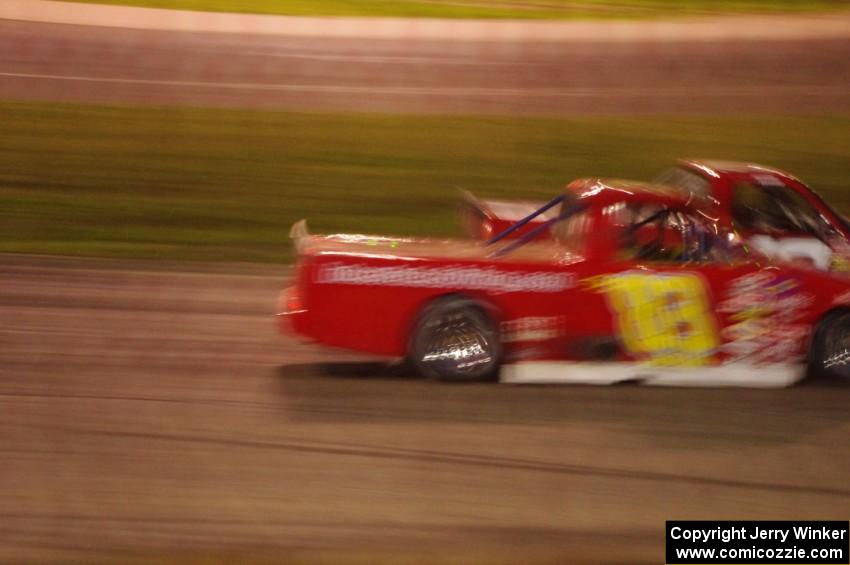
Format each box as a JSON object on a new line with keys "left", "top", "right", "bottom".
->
{"left": 732, "top": 181, "right": 838, "bottom": 240}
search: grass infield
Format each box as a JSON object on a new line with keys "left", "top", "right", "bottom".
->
{"left": 1, "top": 102, "right": 849, "bottom": 262}
{"left": 59, "top": 0, "right": 850, "bottom": 20}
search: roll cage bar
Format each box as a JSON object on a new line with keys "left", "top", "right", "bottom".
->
{"left": 486, "top": 194, "right": 565, "bottom": 245}
{"left": 486, "top": 194, "right": 586, "bottom": 258}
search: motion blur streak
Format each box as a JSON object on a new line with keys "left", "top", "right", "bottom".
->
{"left": 1, "top": 20, "right": 849, "bottom": 114}
{"left": 3, "top": 71, "right": 848, "bottom": 98}
{"left": 2, "top": 256, "right": 850, "bottom": 563}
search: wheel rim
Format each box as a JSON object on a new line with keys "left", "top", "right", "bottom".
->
{"left": 418, "top": 310, "right": 495, "bottom": 377}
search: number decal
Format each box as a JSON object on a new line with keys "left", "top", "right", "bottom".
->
{"left": 591, "top": 273, "right": 719, "bottom": 366}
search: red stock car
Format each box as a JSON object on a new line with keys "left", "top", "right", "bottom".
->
{"left": 462, "top": 160, "right": 850, "bottom": 272}
{"left": 279, "top": 178, "right": 850, "bottom": 387}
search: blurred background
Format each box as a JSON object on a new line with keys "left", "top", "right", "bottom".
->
{"left": 1, "top": 1, "right": 849, "bottom": 563}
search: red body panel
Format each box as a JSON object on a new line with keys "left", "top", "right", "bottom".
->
{"left": 288, "top": 245, "right": 582, "bottom": 357}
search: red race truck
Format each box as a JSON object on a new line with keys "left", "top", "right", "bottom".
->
{"left": 279, "top": 178, "right": 850, "bottom": 387}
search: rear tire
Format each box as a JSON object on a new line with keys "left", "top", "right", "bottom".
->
{"left": 809, "top": 310, "right": 850, "bottom": 381}
{"left": 409, "top": 296, "right": 500, "bottom": 382}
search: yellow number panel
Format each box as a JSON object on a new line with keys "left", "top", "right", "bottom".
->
{"left": 591, "top": 272, "right": 719, "bottom": 366}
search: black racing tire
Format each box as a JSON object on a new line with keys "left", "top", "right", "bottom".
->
{"left": 809, "top": 310, "right": 850, "bottom": 381}
{"left": 409, "top": 296, "right": 500, "bottom": 382}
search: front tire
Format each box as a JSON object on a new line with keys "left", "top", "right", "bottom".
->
{"left": 409, "top": 296, "right": 500, "bottom": 382}
{"left": 809, "top": 310, "right": 850, "bottom": 381}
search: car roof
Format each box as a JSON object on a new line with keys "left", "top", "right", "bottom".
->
{"left": 678, "top": 158, "right": 798, "bottom": 180}
{"left": 566, "top": 177, "right": 692, "bottom": 208}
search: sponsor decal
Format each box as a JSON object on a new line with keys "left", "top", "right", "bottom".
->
{"left": 587, "top": 272, "right": 719, "bottom": 367}
{"left": 717, "top": 272, "right": 812, "bottom": 364}
{"left": 827, "top": 240, "right": 850, "bottom": 273}
{"left": 830, "top": 255, "right": 850, "bottom": 273}
{"left": 315, "top": 262, "right": 573, "bottom": 293}
{"left": 500, "top": 316, "right": 563, "bottom": 343}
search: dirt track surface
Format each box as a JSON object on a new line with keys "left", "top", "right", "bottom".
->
{"left": 1, "top": 19, "right": 849, "bottom": 114}
{"left": 2, "top": 255, "right": 850, "bottom": 563}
